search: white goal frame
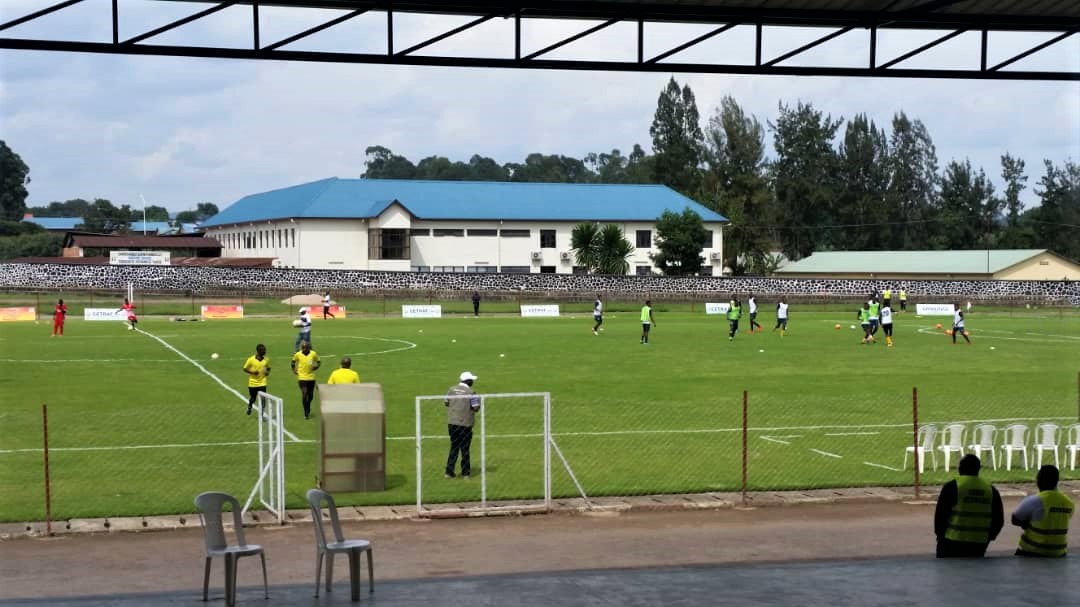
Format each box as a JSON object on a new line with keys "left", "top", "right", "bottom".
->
{"left": 242, "top": 391, "right": 285, "bottom": 523}
{"left": 415, "top": 391, "right": 590, "bottom": 517}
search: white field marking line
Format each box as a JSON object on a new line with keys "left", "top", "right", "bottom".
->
{"left": 863, "top": 461, "right": 902, "bottom": 472}
{"left": 824, "top": 431, "right": 881, "bottom": 436}
{"left": 760, "top": 436, "right": 791, "bottom": 445}
{"left": 916, "top": 326, "right": 1079, "bottom": 343}
{"left": 138, "top": 327, "right": 301, "bottom": 442}
{"left": 810, "top": 448, "right": 842, "bottom": 459}
{"left": 0, "top": 358, "right": 189, "bottom": 363}
{"left": 0, "top": 439, "right": 300, "bottom": 455}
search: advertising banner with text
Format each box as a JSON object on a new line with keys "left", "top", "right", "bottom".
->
{"left": 0, "top": 307, "right": 36, "bottom": 322}
{"left": 402, "top": 305, "right": 442, "bottom": 318}
{"left": 201, "top": 305, "right": 245, "bottom": 319}
{"left": 84, "top": 308, "right": 128, "bottom": 321}
{"left": 704, "top": 302, "right": 732, "bottom": 315}
{"left": 520, "top": 305, "right": 560, "bottom": 317}
{"left": 915, "top": 304, "right": 955, "bottom": 316}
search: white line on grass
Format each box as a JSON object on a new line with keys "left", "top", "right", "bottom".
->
{"left": 810, "top": 449, "right": 842, "bottom": 459}
{"left": 137, "top": 327, "right": 301, "bottom": 442}
{"left": 863, "top": 461, "right": 902, "bottom": 471}
{"left": 915, "top": 326, "right": 1079, "bottom": 344}
{"left": 760, "top": 436, "right": 791, "bottom": 445}
{"left": 0, "top": 439, "right": 310, "bottom": 455}
{"left": 824, "top": 431, "right": 881, "bottom": 436}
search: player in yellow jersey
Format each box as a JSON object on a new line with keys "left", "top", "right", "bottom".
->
{"left": 291, "top": 340, "right": 321, "bottom": 419}
{"left": 242, "top": 343, "right": 271, "bottom": 415}
{"left": 327, "top": 357, "right": 361, "bottom": 384}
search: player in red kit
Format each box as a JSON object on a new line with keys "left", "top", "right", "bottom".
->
{"left": 51, "top": 298, "right": 67, "bottom": 337}
{"left": 119, "top": 298, "right": 138, "bottom": 331}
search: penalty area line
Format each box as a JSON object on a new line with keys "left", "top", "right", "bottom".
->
{"left": 138, "top": 328, "right": 301, "bottom": 442}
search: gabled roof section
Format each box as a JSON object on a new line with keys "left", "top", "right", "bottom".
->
{"left": 201, "top": 178, "right": 728, "bottom": 227}
{"left": 780, "top": 250, "right": 1058, "bottom": 274}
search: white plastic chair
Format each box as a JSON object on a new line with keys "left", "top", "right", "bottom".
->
{"left": 903, "top": 424, "right": 937, "bottom": 473}
{"left": 194, "top": 492, "right": 268, "bottom": 607}
{"left": 967, "top": 424, "right": 998, "bottom": 470}
{"left": 937, "top": 423, "right": 966, "bottom": 471}
{"left": 1033, "top": 423, "right": 1060, "bottom": 467}
{"left": 1066, "top": 424, "right": 1080, "bottom": 471}
{"left": 307, "top": 488, "right": 374, "bottom": 600}
{"left": 1001, "top": 424, "right": 1030, "bottom": 471}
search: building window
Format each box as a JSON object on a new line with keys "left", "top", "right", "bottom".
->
{"left": 431, "top": 266, "right": 465, "bottom": 272}
{"left": 635, "top": 265, "right": 652, "bottom": 276}
{"left": 500, "top": 229, "right": 530, "bottom": 238}
{"left": 412, "top": 266, "right": 430, "bottom": 272}
{"left": 467, "top": 266, "right": 498, "bottom": 273}
{"left": 636, "top": 230, "right": 652, "bottom": 248}
{"left": 702, "top": 230, "right": 714, "bottom": 248}
{"left": 698, "top": 265, "right": 713, "bottom": 276}
{"left": 469, "top": 229, "right": 497, "bottom": 237}
{"left": 500, "top": 266, "right": 530, "bottom": 273}
{"left": 433, "top": 228, "right": 464, "bottom": 237}
{"left": 290, "top": 228, "right": 295, "bottom": 247}
{"left": 539, "top": 229, "right": 556, "bottom": 248}
{"left": 368, "top": 228, "right": 410, "bottom": 260}
{"left": 540, "top": 265, "right": 556, "bottom": 273}
{"left": 572, "top": 266, "right": 589, "bottom": 275}
{"left": 409, "top": 228, "right": 431, "bottom": 237}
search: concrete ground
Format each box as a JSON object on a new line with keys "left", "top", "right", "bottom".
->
{"left": 1, "top": 485, "right": 1077, "bottom": 606}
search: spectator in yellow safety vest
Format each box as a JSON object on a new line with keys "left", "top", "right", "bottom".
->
{"left": 1011, "top": 465, "right": 1074, "bottom": 557}
{"left": 934, "top": 454, "right": 1004, "bottom": 558}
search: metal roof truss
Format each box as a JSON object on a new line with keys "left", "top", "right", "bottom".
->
{"left": 1, "top": 1, "right": 1077, "bottom": 80}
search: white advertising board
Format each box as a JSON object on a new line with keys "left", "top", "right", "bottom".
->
{"left": 84, "top": 308, "right": 128, "bottom": 321}
{"left": 520, "top": 305, "right": 560, "bottom": 317}
{"left": 402, "top": 305, "right": 442, "bottom": 318}
{"left": 704, "top": 302, "right": 732, "bottom": 315}
{"left": 915, "top": 303, "right": 955, "bottom": 316}
{"left": 109, "top": 251, "right": 171, "bottom": 266}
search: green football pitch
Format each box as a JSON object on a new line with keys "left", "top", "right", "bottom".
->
{"left": 1, "top": 304, "right": 1077, "bottom": 522}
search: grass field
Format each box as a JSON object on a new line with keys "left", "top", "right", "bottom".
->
{"left": 1, "top": 300, "right": 1077, "bottom": 522}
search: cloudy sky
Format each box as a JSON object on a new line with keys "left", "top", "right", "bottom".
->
{"left": 2, "top": 1, "right": 1078, "bottom": 214}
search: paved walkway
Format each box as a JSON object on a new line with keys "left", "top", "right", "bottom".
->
{"left": 2, "top": 484, "right": 1077, "bottom": 606}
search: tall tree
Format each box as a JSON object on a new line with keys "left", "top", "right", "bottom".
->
{"left": 1030, "top": 159, "right": 1080, "bottom": 261}
{"left": 175, "top": 202, "right": 219, "bottom": 223}
{"left": 27, "top": 198, "right": 92, "bottom": 218}
{"left": 467, "top": 154, "right": 509, "bottom": 181}
{"left": 625, "top": 144, "right": 655, "bottom": 183}
{"left": 652, "top": 208, "right": 709, "bottom": 275}
{"left": 570, "top": 222, "right": 634, "bottom": 274}
{"left": 936, "top": 159, "right": 997, "bottom": 250}
{"left": 78, "top": 199, "right": 132, "bottom": 233}
{"left": 769, "top": 101, "right": 842, "bottom": 260}
{"left": 836, "top": 114, "right": 890, "bottom": 250}
{"left": 415, "top": 156, "right": 472, "bottom": 180}
{"left": 998, "top": 153, "right": 1030, "bottom": 248}
{"left": 702, "top": 96, "right": 773, "bottom": 273}
{"left": 649, "top": 77, "right": 704, "bottom": 196}
{"left": 505, "top": 153, "right": 592, "bottom": 183}
{"left": 885, "top": 112, "right": 939, "bottom": 249}
{"left": 0, "top": 140, "right": 30, "bottom": 221}
{"left": 362, "top": 145, "right": 417, "bottom": 179}
{"left": 585, "top": 149, "right": 629, "bottom": 183}
{"left": 139, "top": 205, "right": 171, "bottom": 222}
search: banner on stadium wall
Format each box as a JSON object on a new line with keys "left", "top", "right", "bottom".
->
{"left": 915, "top": 303, "right": 955, "bottom": 316}
{"left": 704, "top": 302, "right": 731, "bottom": 315}
{"left": 0, "top": 307, "right": 36, "bottom": 322}
{"left": 201, "top": 305, "right": 244, "bottom": 319}
{"left": 520, "top": 305, "right": 560, "bottom": 317}
{"left": 310, "top": 305, "right": 346, "bottom": 318}
{"left": 403, "top": 305, "right": 442, "bottom": 318}
{"left": 84, "top": 308, "right": 128, "bottom": 321}
{"left": 109, "top": 250, "right": 171, "bottom": 266}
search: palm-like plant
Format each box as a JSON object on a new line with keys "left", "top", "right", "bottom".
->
{"left": 570, "top": 222, "right": 635, "bottom": 275}
{"left": 570, "top": 222, "right": 600, "bottom": 270}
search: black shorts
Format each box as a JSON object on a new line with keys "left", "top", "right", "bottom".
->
{"left": 248, "top": 385, "right": 267, "bottom": 403}
{"left": 883, "top": 324, "right": 893, "bottom": 336}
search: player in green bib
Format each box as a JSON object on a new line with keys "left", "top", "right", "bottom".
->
{"left": 640, "top": 300, "right": 655, "bottom": 345}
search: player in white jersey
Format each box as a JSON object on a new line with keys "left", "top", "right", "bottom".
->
{"left": 592, "top": 295, "right": 603, "bottom": 335}
{"left": 294, "top": 307, "right": 313, "bottom": 352}
{"left": 773, "top": 297, "right": 789, "bottom": 337}
{"left": 747, "top": 294, "right": 762, "bottom": 333}
{"left": 880, "top": 302, "right": 895, "bottom": 347}
{"left": 952, "top": 303, "right": 971, "bottom": 345}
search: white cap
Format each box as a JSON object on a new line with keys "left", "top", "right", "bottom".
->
{"left": 299, "top": 307, "right": 308, "bottom": 314}
{"left": 459, "top": 371, "right": 478, "bottom": 382}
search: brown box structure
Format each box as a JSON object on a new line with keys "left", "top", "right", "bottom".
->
{"left": 317, "top": 383, "right": 386, "bottom": 492}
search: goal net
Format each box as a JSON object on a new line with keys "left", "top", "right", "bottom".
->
{"left": 242, "top": 391, "right": 285, "bottom": 523}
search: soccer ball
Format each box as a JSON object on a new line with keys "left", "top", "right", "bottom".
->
{"left": 935, "top": 323, "right": 943, "bottom": 330}
{"left": 127, "top": 325, "right": 133, "bottom": 331}
{"left": 834, "top": 324, "right": 841, "bottom": 330}
{"left": 211, "top": 353, "right": 219, "bottom": 360}
{"left": 292, "top": 319, "right": 303, "bottom": 327}
{"left": 945, "top": 329, "right": 953, "bottom": 336}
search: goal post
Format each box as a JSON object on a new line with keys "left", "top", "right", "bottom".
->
{"left": 415, "top": 391, "right": 582, "bottom": 517}
{"left": 242, "top": 391, "right": 285, "bottom": 523}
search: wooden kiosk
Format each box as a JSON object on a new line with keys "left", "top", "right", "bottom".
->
{"left": 316, "top": 383, "right": 386, "bottom": 492}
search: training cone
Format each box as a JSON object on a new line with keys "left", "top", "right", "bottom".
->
{"left": 834, "top": 323, "right": 841, "bottom": 330}
{"left": 935, "top": 323, "right": 943, "bottom": 330}
{"left": 945, "top": 329, "right": 953, "bottom": 336}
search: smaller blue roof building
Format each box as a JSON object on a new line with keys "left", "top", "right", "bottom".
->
{"left": 22, "top": 216, "right": 82, "bottom": 231}
{"left": 200, "top": 178, "right": 728, "bottom": 274}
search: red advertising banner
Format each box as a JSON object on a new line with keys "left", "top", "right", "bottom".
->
{"left": 200, "top": 305, "right": 244, "bottom": 319}
{"left": 0, "top": 306, "right": 37, "bottom": 322}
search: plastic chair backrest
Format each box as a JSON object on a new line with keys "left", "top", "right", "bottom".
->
{"left": 307, "top": 489, "right": 346, "bottom": 549}
{"left": 194, "top": 491, "right": 247, "bottom": 551}
{"left": 972, "top": 424, "right": 996, "bottom": 447}
{"left": 1004, "top": 424, "right": 1028, "bottom": 447}
{"left": 918, "top": 424, "right": 937, "bottom": 450}
{"left": 1035, "top": 423, "right": 1059, "bottom": 446}
{"left": 942, "top": 423, "right": 965, "bottom": 448}
{"left": 1071, "top": 424, "right": 1080, "bottom": 445}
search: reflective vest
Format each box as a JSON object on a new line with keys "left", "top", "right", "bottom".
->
{"left": 868, "top": 302, "right": 880, "bottom": 318}
{"left": 640, "top": 306, "right": 651, "bottom": 323}
{"left": 900, "top": 290, "right": 907, "bottom": 301}
{"left": 1018, "top": 490, "right": 1074, "bottom": 557}
{"left": 944, "top": 476, "right": 994, "bottom": 544}
{"left": 727, "top": 302, "right": 741, "bottom": 320}
{"left": 883, "top": 289, "right": 891, "bottom": 300}
{"left": 859, "top": 308, "right": 871, "bottom": 324}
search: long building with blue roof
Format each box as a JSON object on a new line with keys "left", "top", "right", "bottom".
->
{"left": 201, "top": 178, "right": 729, "bottom": 274}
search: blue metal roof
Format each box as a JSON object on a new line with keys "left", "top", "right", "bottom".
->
{"left": 201, "top": 178, "right": 728, "bottom": 227}
{"left": 22, "top": 216, "right": 82, "bottom": 230}
{"left": 129, "top": 221, "right": 174, "bottom": 234}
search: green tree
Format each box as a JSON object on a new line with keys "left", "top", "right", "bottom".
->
{"left": 936, "top": 159, "right": 997, "bottom": 250}
{"left": 78, "top": 198, "right": 132, "bottom": 233}
{"left": 649, "top": 77, "right": 704, "bottom": 196}
{"left": 175, "top": 202, "right": 219, "bottom": 223}
{"left": 0, "top": 232, "right": 62, "bottom": 259}
{"left": 702, "top": 95, "right": 773, "bottom": 272}
{"left": 467, "top": 154, "right": 509, "bottom": 181}
{"left": 140, "top": 205, "right": 171, "bottom": 222}
{"left": 998, "top": 153, "right": 1030, "bottom": 248}
{"left": 885, "top": 112, "right": 938, "bottom": 249}
{"left": 416, "top": 156, "right": 473, "bottom": 180}
{"left": 1029, "top": 159, "right": 1080, "bottom": 260}
{"left": 0, "top": 140, "right": 30, "bottom": 221}
{"left": 625, "top": 144, "right": 655, "bottom": 183}
{"left": 652, "top": 208, "right": 708, "bottom": 275}
{"left": 570, "top": 222, "right": 634, "bottom": 274}
{"left": 27, "top": 198, "right": 91, "bottom": 218}
{"left": 505, "top": 153, "right": 593, "bottom": 183}
{"left": 769, "top": 101, "right": 842, "bottom": 260}
{"left": 0, "top": 219, "right": 44, "bottom": 237}
{"left": 836, "top": 114, "right": 890, "bottom": 250}
{"left": 585, "top": 149, "right": 629, "bottom": 183}
{"left": 362, "top": 145, "right": 417, "bottom": 179}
